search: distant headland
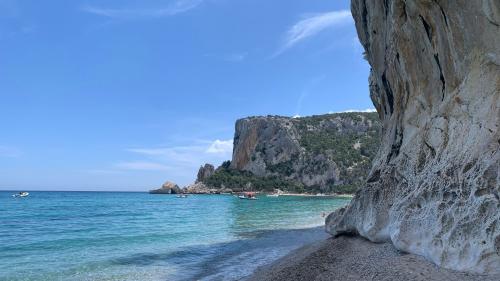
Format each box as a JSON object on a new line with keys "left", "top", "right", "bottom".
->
{"left": 151, "top": 112, "right": 381, "bottom": 195}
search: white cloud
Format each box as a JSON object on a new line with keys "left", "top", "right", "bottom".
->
{"left": 125, "top": 139, "right": 232, "bottom": 167}
{"left": 82, "top": 0, "right": 204, "bottom": 20}
{"left": 127, "top": 145, "right": 207, "bottom": 166}
{"left": 91, "top": 139, "right": 233, "bottom": 185}
{"left": 114, "top": 161, "right": 172, "bottom": 171}
{"left": 274, "top": 10, "right": 352, "bottom": 57}
{"left": 206, "top": 139, "right": 233, "bottom": 154}
{"left": 330, "top": 108, "right": 377, "bottom": 113}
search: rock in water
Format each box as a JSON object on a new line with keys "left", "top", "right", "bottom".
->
{"left": 326, "top": 0, "right": 499, "bottom": 274}
{"left": 149, "top": 181, "right": 182, "bottom": 194}
{"left": 196, "top": 164, "right": 215, "bottom": 183}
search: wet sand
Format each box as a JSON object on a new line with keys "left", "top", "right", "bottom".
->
{"left": 247, "top": 235, "right": 500, "bottom": 281}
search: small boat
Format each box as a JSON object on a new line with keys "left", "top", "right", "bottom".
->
{"left": 176, "top": 194, "right": 188, "bottom": 198}
{"left": 266, "top": 194, "right": 279, "bottom": 197}
{"left": 239, "top": 192, "right": 258, "bottom": 200}
{"left": 13, "top": 192, "right": 29, "bottom": 198}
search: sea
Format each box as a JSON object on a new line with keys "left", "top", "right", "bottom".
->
{"left": 0, "top": 191, "right": 351, "bottom": 281}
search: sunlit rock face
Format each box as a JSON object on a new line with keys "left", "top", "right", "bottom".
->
{"left": 230, "top": 113, "right": 381, "bottom": 192}
{"left": 326, "top": 0, "right": 500, "bottom": 274}
{"left": 196, "top": 164, "right": 215, "bottom": 183}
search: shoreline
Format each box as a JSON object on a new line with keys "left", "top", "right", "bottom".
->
{"left": 247, "top": 235, "right": 500, "bottom": 281}
{"left": 174, "top": 192, "right": 355, "bottom": 198}
{"left": 192, "top": 226, "right": 329, "bottom": 281}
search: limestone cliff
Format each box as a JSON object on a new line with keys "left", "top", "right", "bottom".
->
{"left": 326, "top": 0, "right": 499, "bottom": 274}
{"left": 229, "top": 113, "right": 381, "bottom": 193}
{"left": 196, "top": 164, "right": 215, "bottom": 183}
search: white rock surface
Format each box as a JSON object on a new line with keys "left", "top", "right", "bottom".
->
{"left": 326, "top": 0, "right": 500, "bottom": 274}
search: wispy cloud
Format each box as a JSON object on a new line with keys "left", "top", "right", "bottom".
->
{"left": 126, "top": 145, "right": 208, "bottom": 166}
{"left": 82, "top": 0, "right": 204, "bottom": 20}
{"left": 206, "top": 139, "right": 233, "bottom": 154}
{"left": 126, "top": 139, "right": 232, "bottom": 165}
{"left": 114, "top": 161, "right": 172, "bottom": 171}
{"left": 273, "top": 10, "right": 352, "bottom": 57}
{"left": 90, "top": 139, "right": 232, "bottom": 184}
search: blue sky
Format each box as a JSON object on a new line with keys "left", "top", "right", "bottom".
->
{"left": 0, "top": 0, "right": 373, "bottom": 191}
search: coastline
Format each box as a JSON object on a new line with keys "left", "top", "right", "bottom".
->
{"left": 247, "top": 235, "right": 500, "bottom": 281}
{"left": 175, "top": 192, "right": 355, "bottom": 198}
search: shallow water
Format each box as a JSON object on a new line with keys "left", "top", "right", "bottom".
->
{"left": 0, "top": 191, "right": 350, "bottom": 281}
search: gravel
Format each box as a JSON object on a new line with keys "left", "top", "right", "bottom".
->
{"left": 247, "top": 236, "right": 500, "bottom": 281}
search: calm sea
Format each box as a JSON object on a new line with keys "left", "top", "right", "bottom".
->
{"left": 0, "top": 191, "right": 350, "bottom": 281}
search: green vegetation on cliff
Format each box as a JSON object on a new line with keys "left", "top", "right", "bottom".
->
{"left": 203, "top": 161, "right": 305, "bottom": 193}
{"left": 203, "top": 112, "right": 381, "bottom": 194}
{"left": 203, "top": 163, "right": 363, "bottom": 193}
{"left": 295, "top": 112, "right": 381, "bottom": 192}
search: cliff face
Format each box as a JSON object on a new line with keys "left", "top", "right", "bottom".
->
{"left": 196, "top": 164, "right": 215, "bottom": 183}
{"left": 230, "top": 113, "right": 381, "bottom": 193}
{"left": 327, "top": 0, "right": 499, "bottom": 274}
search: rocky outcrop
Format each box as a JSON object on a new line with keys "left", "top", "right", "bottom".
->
{"left": 183, "top": 182, "right": 232, "bottom": 194}
{"left": 326, "top": 0, "right": 499, "bottom": 274}
{"left": 149, "top": 181, "right": 182, "bottom": 194}
{"left": 196, "top": 164, "right": 215, "bottom": 183}
{"left": 230, "top": 113, "right": 381, "bottom": 193}
{"left": 183, "top": 182, "right": 211, "bottom": 194}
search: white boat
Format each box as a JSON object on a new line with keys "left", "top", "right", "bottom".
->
{"left": 13, "top": 192, "right": 29, "bottom": 198}
{"left": 266, "top": 194, "right": 279, "bottom": 197}
{"left": 239, "top": 196, "right": 258, "bottom": 200}
{"left": 176, "top": 194, "right": 188, "bottom": 198}
{"left": 239, "top": 193, "right": 258, "bottom": 200}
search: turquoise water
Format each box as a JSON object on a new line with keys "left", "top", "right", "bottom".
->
{"left": 0, "top": 191, "right": 350, "bottom": 281}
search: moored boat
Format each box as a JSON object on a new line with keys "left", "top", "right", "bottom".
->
{"left": 238, "top": 192, "right": 258, "bottom": 200}
{"left": 12, "top": 192, "right": 29, "bottom": 198}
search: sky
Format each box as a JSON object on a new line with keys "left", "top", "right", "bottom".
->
{"left": 0, "top": 0, "right": 373, "bottom": 191}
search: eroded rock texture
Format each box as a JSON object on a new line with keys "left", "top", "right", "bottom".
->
{"left": 326, "top": 0, "right": 500, "bottom": 273}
